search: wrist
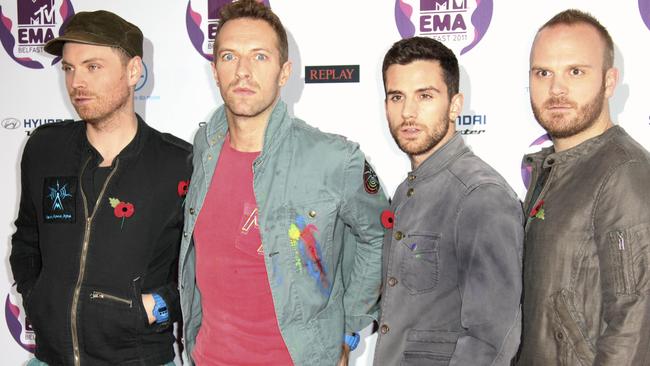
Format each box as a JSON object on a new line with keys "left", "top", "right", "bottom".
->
{"left": 344, "top": 333, "right": 360, "bottom": 351}
{"left": 151, "top": 293, "right": 169, "bottom": 324}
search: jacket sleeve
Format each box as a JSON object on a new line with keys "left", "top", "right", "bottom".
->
{"left": 450, "top": 183, "right": 524, "bottom": 366}
{"left": 338, "top": 146, "right": 389, "bottom": 334}
{"left": 594, "top": 161, "right": 650, "bottom": 365}
{"left": 10, "top": 141, "right": 42, "bottom": 304}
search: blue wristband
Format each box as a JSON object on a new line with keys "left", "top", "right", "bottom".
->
{"left": 151, "top": 293, "right": 169, "bottom": 324}
{"left": 344, "top": 333, "right": 360, "bottom": 351}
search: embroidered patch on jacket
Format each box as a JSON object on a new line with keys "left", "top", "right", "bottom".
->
{"left": 363, "top": 160, "right": 380, "bottom": 194}
{"left": 288, "top": 215, "right": 331, "bottom": 296}
{"left": 42, "top": 176, "right": 77, "bottom": 223}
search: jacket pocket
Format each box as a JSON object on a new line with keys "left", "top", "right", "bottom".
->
{"left": 607, "top": 230, "right": 639, "bottom": 295}
{"left": 81, "top": 287, "right": 139, "bottom": 361}
{"left": 400, "top": 232, "right": 441, "bottom": 294}
{"left": 401, "top": 351, "right": 451, "bottom": 366}
{"left": 551, "top": 289, "right": 596, "bottom": 366}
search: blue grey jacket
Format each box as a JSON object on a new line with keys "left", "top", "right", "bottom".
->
{"left": 374, "top": 133, "right": 524, "bottom": 366}
{"left": 179, "top": 101, "right": 389, "bottom": 365}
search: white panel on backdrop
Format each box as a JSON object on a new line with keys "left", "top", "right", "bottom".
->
{"left": 1, "top": 0, "right": 649, "bottom": 364}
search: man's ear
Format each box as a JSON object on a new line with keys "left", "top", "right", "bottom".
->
{"left": 448, "top": 93, "right": 464, "bottom": 121}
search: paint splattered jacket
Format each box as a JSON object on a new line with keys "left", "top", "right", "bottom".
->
{"left": 373, "top": 133, "right": 524, "bottom": 366}
{"left": 10, "top": 116, "right": 192, "bottom": 365}
{"left": 179, "top": 101, "right": 388, "bottom": 365}
{"left": 518, "top": 126, "right": 650, "bottom": 366}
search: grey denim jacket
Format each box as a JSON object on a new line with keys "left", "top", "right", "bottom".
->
{"left": 374, "top": 133, "right": 524, "bottom": 366}
{"left": 179, "top": 101, "right": 389, "bottom": 365}
{"left": 518, "top": 126, "right": 650, "bottom": 366}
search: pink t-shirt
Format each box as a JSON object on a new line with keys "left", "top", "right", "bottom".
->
{"left": 192, "top": 137, "right": 293, "bottom": 365}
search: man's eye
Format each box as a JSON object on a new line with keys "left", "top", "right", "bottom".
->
{"left": 570, "top": 68, "right": 584, "bottom": 76}
{"left": 536, "top": 70, "right": 551, "bottom": 77}
{"left": 255, "top": 54, "right": 267, "bottom": 61}
{"left": 389, "top": 95, "right": 402, "bottom": 102}
{"left": 88, "top": 64, "right": 100, "bottom": 71}
{"left": 62, "top": 65, "right": 72, "bottom": 72}
{"left": 420, "top": 93, "right": 433, "bottom": 99}
{"left": 222, "top": 53, "right": 235, "bottom": 61}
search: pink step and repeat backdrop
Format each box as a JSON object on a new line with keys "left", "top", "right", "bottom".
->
{"left": 1, "top": 1, "right": 649, "bottom": 364}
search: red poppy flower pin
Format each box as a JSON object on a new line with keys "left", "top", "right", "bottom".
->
{"left": 109, "top": 197, "right": 135, "bottom": 229}
{"left": 177, "top": 180, "right": 190, "bottom": 197}
{"left": 529, "top": 200, "right": 545, "bottom": 220}
{"left": 381, "top": 210, "right": 395, "bottom": 229}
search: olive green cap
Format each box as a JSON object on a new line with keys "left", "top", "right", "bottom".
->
{"left": 44, "top": 10, "right": 143, "bottom": 58}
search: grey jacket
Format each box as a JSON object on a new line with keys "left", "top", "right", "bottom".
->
{"left": 374, "top": 133, "right": 524, "bottom": 366}
{"left": 179, "top": 101, "right": 389, "bottom": 365}
{"left": 518, "top": 126, "right": 650, "bottom": 365}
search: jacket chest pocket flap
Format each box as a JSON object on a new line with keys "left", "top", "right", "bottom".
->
{"left": 400, "top": 232, "right": 441, "bottom": 294}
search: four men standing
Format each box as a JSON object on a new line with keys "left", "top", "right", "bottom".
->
{"left": 8, "top": 2, "right": 650, "bottom": 366}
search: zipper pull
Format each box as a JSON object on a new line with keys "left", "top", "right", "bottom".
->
{"left": 90, "top": 291, "right": 102, "bottom": 299}
{"left": 617, "top": 232, "right": 625, "bottom": 250}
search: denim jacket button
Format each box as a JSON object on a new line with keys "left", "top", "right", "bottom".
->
{"left": 308, "top": 210, "right": 316, "bottom": 218}
{"left": 394, "top": 231, "right": 403, "bottom": 240}
{"left": 408, "top": 175, "right": 416, "bottom": 181}
{"left": 555, "top": 331, "right": 564, "bottom": 340}
{"left": 189, "top": 208, "right": 196, "bottom": 215}
{"left": 183, "top": 231, "right": 188, "bottom": 238}
{"left": 388, "top": 277, "right": 397, "bottom": 287}
{"left": 407, "top": 188, "right": 414, "bottom": 197}
{"left": 380, "top": 324, "right": 389, "bottom": 334}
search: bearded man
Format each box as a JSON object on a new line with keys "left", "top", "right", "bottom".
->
{"left": 373, "top": 36, "right": 523, "bottom": 366}
{"left": 518, "top": 9, "right": 650, "bottom": 366}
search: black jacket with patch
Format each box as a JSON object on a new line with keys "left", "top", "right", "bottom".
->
{"left": 10, "top": 115, "right": 192, "bottom": 365}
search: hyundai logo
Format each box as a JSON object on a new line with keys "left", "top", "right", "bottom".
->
{"left": 2, "top": 118, "right": 20, "bottom": 130}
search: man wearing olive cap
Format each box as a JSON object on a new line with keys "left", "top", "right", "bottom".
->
{"left": 10, "top": 10, "right": 191, "bottom": 366}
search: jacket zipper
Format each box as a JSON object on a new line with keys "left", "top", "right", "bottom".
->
{"left": 90, "top": 290, "right": 133, "bottom": 307}
{"left": 617, "top": 231, "right": 628, "bottom": 292}
{"left": 71, "top": 157, "right": 120, "bottom": 366}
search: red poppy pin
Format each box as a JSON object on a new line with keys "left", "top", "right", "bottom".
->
{"left": 177, "top": 180, "right": 190, "bottom": 197}
{"left": 381, "top": 210, "right": 395, "bottom": 229}
{"left": 109, "top": 197, "right": 135, "bottom": 229}
{"left": 529, "top": 200, "right": 545, "bottom": 220}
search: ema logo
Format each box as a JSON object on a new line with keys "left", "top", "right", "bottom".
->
{"left": 394, "top": 0, "right": 493, "bottom": 55}
{"left": 640, "top": 0, "right": 650, "bottom": 31}
{"left": 521, "top": 133, "right": 551, "bottom": 188}
{"left": 186, "top": 0, "right": 271, "bottom": 61}
{"left": 5, "top": 293, "right": 35, "bottom": 353}
{"left": 0, "top": 0, "right": 76, "bottom": 69}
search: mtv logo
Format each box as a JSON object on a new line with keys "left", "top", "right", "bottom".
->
{"left": 208, "top": 0, "right": 234, "bottom": 21}
{"left": 420, "top": 0, "right": 467, "bottom": 11}
{"left": 17, "top": 0, "right": 56, "bottom": 25}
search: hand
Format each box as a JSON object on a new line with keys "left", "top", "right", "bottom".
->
{"left": 141, "top": 294, "right": 156, "bottom": 324}
{"left": 337, "top": 344, "right": 350, "bottom": 366}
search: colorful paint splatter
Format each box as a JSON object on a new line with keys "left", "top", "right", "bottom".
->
{"left": 288, "top": 215, "right": 330, "bottom": 296}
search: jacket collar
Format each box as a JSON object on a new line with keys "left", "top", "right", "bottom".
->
{"left": 523, "top": 126, "right": 623, "bottom": 169}
{"left": 81, "top": 113, "right": 150, "bottom": 164}
{"left": 204, "top": 100, "right": 292, "bottom": 161}
{"left": 408, "top": 132, "right": 470, "bottom": 182}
